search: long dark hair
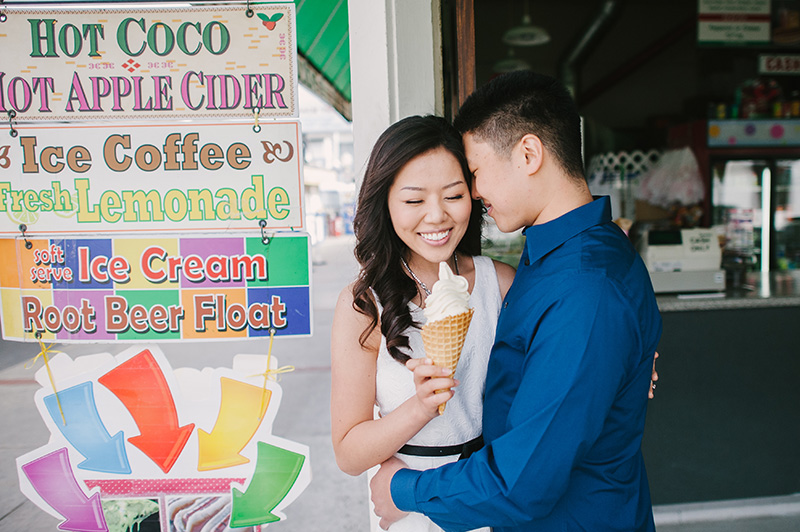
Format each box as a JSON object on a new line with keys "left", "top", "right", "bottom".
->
{"left": 352, "top": 115, "right": 483, "bottom": 363}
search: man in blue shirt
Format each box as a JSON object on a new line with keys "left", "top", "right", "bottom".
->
{"left": 370, "top": 71, "right": 662, "bottom": 531}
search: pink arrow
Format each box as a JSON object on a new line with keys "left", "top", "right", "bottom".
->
{"left": 20, "top": 447, "right": 108, "bottom": 532}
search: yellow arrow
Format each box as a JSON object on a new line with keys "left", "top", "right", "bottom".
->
{"left": 197, "top": 377, "right": 272, "bottom": 471}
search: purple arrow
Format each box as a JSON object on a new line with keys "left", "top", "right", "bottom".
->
{"left": 20, "top": 448, "right": 108, "bottom": 532}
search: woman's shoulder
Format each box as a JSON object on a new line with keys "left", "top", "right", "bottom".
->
{"left": 332, "top": 282, "right": 381, "bottom": 351}
{"left": 334, "top": 282, "right": 372, "bottom": 321}
{"left": 490, "top": 258, "right": 516, "bottom": 298}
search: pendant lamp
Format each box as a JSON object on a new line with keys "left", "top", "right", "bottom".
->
{"left": 503, "top": 0, "right": 550, "bottom": 47}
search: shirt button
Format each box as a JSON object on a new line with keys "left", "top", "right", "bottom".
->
{"left": 503, "top": 301, "right": 508, "bottom": 309}
{"left": 524, "top": 259, "right": 530, "bottom": 266}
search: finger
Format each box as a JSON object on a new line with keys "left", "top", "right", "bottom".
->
{"left": 412, "top": 363, "right": 450, "bottom": 379}
{"left": 419, "top": 377, "right": 457, "bottom": 394}
{"left": 406, "top": 357, "right": 432, "bottom": 371}
{"left": 379, "top": 518, "right": 390, "bottom": 530}
{"left": 412, "top": 366, "right": 453, "bottom": 388}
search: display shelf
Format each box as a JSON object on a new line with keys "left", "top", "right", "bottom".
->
{"left": 708, "top": 119, "right": 800, "bottom": 147}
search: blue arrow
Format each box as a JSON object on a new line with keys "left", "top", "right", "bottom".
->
{"left": 44, "top": 381, "right": 131, "bottom": 474}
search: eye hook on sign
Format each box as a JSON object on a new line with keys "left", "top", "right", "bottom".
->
{"left": 7, "top": 110, "right": 18, "bottom": 138}
{"left": 245, "top": 0, "right": 254, "bottom": 18}
{"left": 253, "top": 107, "right": 261, "bottom": 133}
{"left": 19, "top": 224, "right": 33, "bottom": 250}
{"left": 259, "top": 219, "right": 273, "bottom": 245}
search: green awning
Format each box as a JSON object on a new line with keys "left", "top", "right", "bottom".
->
{"left": 293, "top": 0, "right": 351, "bottom": 120}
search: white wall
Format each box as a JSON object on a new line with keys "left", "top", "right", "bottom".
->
{"left": 348, "top": 0, "right": 442, "bottom": 184}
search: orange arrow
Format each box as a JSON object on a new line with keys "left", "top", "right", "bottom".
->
{"left": 197, "top": 377, "right": 271, "bottom": 471}
{"left": 98, "top": 349, "right": 194, "bottom": 474}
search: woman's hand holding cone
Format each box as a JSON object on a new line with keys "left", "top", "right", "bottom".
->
{"left": 406, "top": 357, "right": 459, "bottom": 418}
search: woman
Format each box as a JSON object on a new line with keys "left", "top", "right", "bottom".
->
{"left": 330, "top": 115, "right": 516, "bottom": 531}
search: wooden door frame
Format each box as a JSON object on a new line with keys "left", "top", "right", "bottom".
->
{"left": 456, "top": 0, "right": 476, "bottom": 109}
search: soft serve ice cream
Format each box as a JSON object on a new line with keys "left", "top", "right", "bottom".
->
{"left": 423, "top": 262, "right": 471, "bottom": 322}
{"left": 421, "top": 261, "right": 474, "bottom": 414}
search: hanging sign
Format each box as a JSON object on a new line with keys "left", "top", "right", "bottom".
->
{"left": 0, "top": 121, "right": 304, "bottom": 235}
{"left": 17, "top": 345, "right": 311, "bottom": 530}
{"left": 698, "top": 0, "right": 771, "bottom": 46}
{"left": 0, "top": 233, "right": 312, "bottom": 343}
{"left": 0, "top": 3, "right": 296, "bottom": 120}
{"left": 758, "top": 54, "right": 800, "bottom": 74}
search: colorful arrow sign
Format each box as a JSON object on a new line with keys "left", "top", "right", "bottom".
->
{"left": 197, "top": 377, "right": 272, "bottom": 471}
{"left": 229, "top": 442, "right": 305, "bottom": 527}
{"left": 44, "top": 382, "right": 131, "bottom": 474}
{"left": 98, "top": 349, "right": 194, "bottom": 473}
{"left": 20, "top": 447, "right": 108, "bottom": 532}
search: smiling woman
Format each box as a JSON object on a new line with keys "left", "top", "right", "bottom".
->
{"left": 330, "top": 115, "right": 516, "bottom": 532}
{"left": 387, "top": 146, "right": 472, "bottom": 280}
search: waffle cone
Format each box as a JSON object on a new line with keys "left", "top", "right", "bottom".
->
{"left": 421, "top": 308, "right": 474, "bottom": 414}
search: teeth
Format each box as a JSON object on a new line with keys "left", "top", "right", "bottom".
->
{"left": 420, "top": 230, "right": 449, "bottom": 242}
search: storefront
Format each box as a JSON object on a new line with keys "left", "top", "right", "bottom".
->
{"left": 348, "top": 0, "right": 800, "bottom": 512}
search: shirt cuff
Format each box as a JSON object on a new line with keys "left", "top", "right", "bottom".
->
{"left": 390, "top": 468, "right": 421, "bottom": 512}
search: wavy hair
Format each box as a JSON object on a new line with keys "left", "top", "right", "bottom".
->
{"left": 352, "top": 115, "right": 483, "bottom": 363}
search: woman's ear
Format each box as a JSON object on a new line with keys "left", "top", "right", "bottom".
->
{"left": 519, "top": 134, "right": 544, "bottom": 175}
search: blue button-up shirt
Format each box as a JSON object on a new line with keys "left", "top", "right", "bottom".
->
{"left": 392, "top": 197, "right": 662, "bottom": 531}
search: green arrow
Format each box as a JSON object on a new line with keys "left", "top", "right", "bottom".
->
{"left": 230, "top": 442, "right": 305, "bottom": 527}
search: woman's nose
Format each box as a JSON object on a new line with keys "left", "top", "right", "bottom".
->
{"left": 424, "top": 201, "right": 447, "bottom": 223}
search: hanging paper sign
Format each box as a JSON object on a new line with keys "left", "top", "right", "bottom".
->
{"left": 708, "top": 118, "right": 800, "bottom": 146}
{"left": 17, "top": 345, "right": 311, "bottom": 531}
{"left": 758, "top": 54, "right": 800, "bottom": 74}
{"left": 698, "top": 0, "right": 772, "bottom": 46}
{"left": 0, "top": 233, "right": 312, "bottom": 343}
{"left": 0, "top": 121, "right": 304, "bottom": 235}
{"left": 0, "top": 3, "right": 297, "bottom": 120}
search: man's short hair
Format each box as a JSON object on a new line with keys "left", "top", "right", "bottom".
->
{"left": 453, "top": 71, "right": 585, "bottom": 181}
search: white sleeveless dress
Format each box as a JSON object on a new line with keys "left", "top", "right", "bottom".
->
{"left": 369, "top": 255, "right": 501, "bottom": 532}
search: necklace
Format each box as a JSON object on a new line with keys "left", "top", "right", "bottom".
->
{"left": 400, "top": 253, "right": 459, "bottom": 297}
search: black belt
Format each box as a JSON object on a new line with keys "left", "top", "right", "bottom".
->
{"left": 398, "top": 435, "right": 483, "bottom": 460}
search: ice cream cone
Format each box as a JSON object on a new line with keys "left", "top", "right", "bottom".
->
{"left": 421, "top": 308, "right": 474, "bottom": 414}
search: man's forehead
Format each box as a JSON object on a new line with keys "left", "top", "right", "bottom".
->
{"left": 463, "top": 133, "right": 489, "bottom": 154}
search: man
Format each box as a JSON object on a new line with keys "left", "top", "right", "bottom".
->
{"left": 370, "top": 71, "right": 662, "bottom": 531}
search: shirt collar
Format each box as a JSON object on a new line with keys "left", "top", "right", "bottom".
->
{"left": 522, "top": 196, "right": 612, "bottom": 265}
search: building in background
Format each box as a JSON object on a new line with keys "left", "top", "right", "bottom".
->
{"left": 299, "top": 84, "right": 356, "bottom": 244}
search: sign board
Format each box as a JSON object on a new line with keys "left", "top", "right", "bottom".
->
{"left": 0, "top": 234, "right": 312, "bottom": 342}
{"left": 0, "top": 3, "right": 297, "bottom": 120}
{"left": 0, "top": 121, "right": 305, "bottom": 235}
{"left": 17, "top": 345, "right": 311, "bottom": 530}
{"left": 698, "top": 0, "right": 771, "bottom": 45}
{"left": 758, "top": 54, "right": 800, "bottom": 74}
{"left": 708, "top": 118, "right": 800, "bottom": 146}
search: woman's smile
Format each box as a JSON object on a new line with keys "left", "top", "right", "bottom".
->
{"left": 420, "top": 229, "right": 452, "bottom": 245}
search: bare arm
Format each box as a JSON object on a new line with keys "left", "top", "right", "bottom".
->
{"left": 330, "top": 285, "right": 453, "bottom": 476}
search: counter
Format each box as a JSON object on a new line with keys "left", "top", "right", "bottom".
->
{"left": 643, "top": 270, "right": 800, "bottom": 506}
{"left": 656, "top": 271, "right": 800, "bottom": 312}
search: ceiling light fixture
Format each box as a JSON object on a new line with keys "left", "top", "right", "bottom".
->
{"left": 492, "top": 48, "right": 532, "bottom": 74}
{"left": 503, "top": 0, "right": 551, "bottom": 47}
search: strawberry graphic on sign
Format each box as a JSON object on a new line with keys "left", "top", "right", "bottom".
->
{"left": 257, "top": 12, "right": 284, "bottom": 30}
